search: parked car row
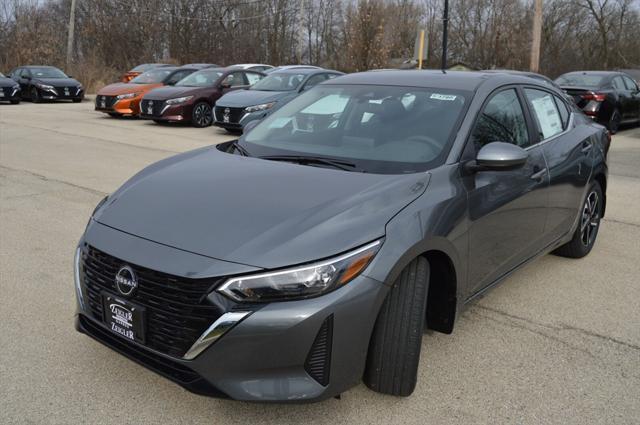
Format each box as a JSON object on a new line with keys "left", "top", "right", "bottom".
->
{"left": 97, "top": 64, "right": 342, "bottom": 129}
{"left": 3, "top": 63, "right": 639, "bottom": 136}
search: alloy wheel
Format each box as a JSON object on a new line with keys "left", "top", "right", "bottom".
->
{"left": 580, "top": 191, "right": 600, "bottom": 247}
{"left": 193, "top": 103, "right": 212, "bottom": 127}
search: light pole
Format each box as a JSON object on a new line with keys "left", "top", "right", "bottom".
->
{"left": 66, "top": 0, "right": 77, "bottom": 69}
{"left": 442, "top": 0, "right": 449, "bottom": 71}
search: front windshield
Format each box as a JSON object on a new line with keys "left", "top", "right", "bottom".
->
{"left": 251, "top": 73, "right": 306, "bottom": 91}
{"left": 30, "top": 67, "right": 67, "bottom": 78}
{"left": 176, "top": 69, "right": 223, "bottom": 87}
{"left": 130, "top": 69, "right": 174, "bottom": 84}
{"left": 555, "top": 74, "right": 604, "bottom": 87}
{"left": 242, "top": 85, "right": 470, "bottom": 174}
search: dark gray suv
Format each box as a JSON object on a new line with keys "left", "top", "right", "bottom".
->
{"left": 74, "top": 70, "right": 608, "bottom": 402}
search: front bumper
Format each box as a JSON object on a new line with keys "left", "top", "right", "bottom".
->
{"left": 139, "top": 102, "right": 190, "bottom": 122}
{"left": 37, "top": 86, "right": 84, "bottom": 101}
{"left": 213, "top": 108, "right": 266, "bottom": 131}
{"left": 0, "top": 87, "right": 21, "bottom": 101}
{"left": 95, "top": 96, "right": 142, "bottom": 115}
{"left": 75, "top": 224, "right": 388, "bottom": 402}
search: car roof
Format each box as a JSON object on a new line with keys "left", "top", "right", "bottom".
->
{"left": 325, "top": 70, "right": 524, "bottom": 91}
{"left": 23, "top": 65, "right": 60, "bottom": 69}
{"left": 270, "top": 68, "right": 334, "bottom": 75}
{"left": 181, "top": 63, "right": 220, "bottom": 69}
{"left": 558, "top": 71, "right": 620, "bottom": 77}
{"left": 231, "top": 63, "right": 273, "bottom": 69}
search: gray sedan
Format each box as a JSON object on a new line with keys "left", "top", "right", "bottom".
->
{"left": 74, "top": 70, "right": 608, "bottom": 402}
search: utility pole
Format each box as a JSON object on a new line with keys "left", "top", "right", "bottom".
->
{"left": 66, "top": 0, "right": 77, "bottom": 69}
{"left": 442, "top": 0, "right": 449, "bottom": 70}
{"left": 530, "top": 0, "right": 543, "bottom": 72}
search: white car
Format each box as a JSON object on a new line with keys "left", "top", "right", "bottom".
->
{"left": 230, "top": 63, "right": 275, "bottom": 72}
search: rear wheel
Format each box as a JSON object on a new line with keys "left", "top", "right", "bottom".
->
{"left": 364, "top": 256, "right": 429, "bottom": 396}
{"left": 192, "top": 102, "right": 213, "bottom": 128}
{"left": 108, "top": 113, "right": 120, "bottom": 118}
{"left": 31, "top": 87, "right": 41, "bottom": 103}
{"left": 10, "top": 99, "right": 20, "bottom": 105}
{"left": 607, "top": 109, "right": 621, "bottom": 134}
{"left": 72, "top": 98, "right": 82, "bottom": 103}
{"left": 553, "top": 181, "right": 603, "bottom": 258}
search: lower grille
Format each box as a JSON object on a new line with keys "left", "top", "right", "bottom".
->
{"left": 55, "top": 86, "right": 78, "bottom": 98}
{"left": 80, "top": 245, "right": 225, "bottom": 358}
{"left": 77, "top": 315, "right": 228, "bottom": 398}
{"left": 95, "top": 95, "right": 117, "bottom": 109}
{"left": 304, "top": 315, "right": 333, "bottom": 386}
{"left": 214, "top": 106, "right": 244, "bottom": 123}
{"left": 140, "top": 99, "right": 166, "bottom": 116}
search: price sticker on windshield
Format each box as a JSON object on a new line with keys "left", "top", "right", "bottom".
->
{"left": 430, "top": 93, "right": 457, "bottom": 101}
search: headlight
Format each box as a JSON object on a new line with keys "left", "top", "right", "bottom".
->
{"left": 217, "top": 240, "right": 382, "bottom": 302}
{"left": 13, "top": 84, "right": 20, "bottom": 90}
{"left": 244, "top": 102, "right": 275, "bottom": 113}
{"left": 166, "top": 95, "right": 193, "bottom": 105}
{"left": 36, "top": 83, "right": 55, "bottom": 90}
{"left": 77, "top": 84, "right": 84, "bottom": 91}
{"left": 116, "top": 92, "right": 139, "bottom": 100}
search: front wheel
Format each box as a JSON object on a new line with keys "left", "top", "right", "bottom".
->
{"left": 10, "top": 99, "right": 20, "bottom": 105}
{"left": 31, "top": 87, "right": 41, "bottom": 103}
{"left": 363, "top": 256, "right": 430, "bottom": 396}
{"left": 192, "top": 102, "right": 213, "bottom": 128}
{"left": 553, "top": 181, "right": 603, "bottom": 258}
{"left": 72, "top": 98, "right": 82, "bottom": 103}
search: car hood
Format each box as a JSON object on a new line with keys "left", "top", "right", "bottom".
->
{"left": 0, "top": 77, "right": 18, "bottom": 87}
{"left": 98, "top": 82, "right": 161, "bottom": 96}
{"left": 216, "top": 89, "right": 292, "bottom": 107}
{"left": 34, "top": 77, "right": 81, "bottom": 86}
{"left": 95, "top": 147, "right": 430, "bottom": 269}
{"left": 143, "top": 86, "right": 204, "bottom": 100}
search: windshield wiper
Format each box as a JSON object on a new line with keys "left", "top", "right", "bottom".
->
{"left": 230, "top": 140, "right": 251, "bottom": 157}
{"left": 259, "top": 155, "right": 358, "bottom": 171}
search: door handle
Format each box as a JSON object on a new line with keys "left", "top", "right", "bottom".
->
{"left": 530, "top": 168, "right": 547, "bottom": 181}
{"left": 581, "top": 141, "right": 592, "bottom": 153}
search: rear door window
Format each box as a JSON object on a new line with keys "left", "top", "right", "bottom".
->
{"left": 524, "top": 88, "right": 564, "bottom": 140}
{"left": 622, "top": 76, "right": 639, "bottom": 91}
{"left": 612, "top": 77, "right": 626, "bottom": 91}
{"left": 471, "top": 88, "right": 530, "bottom": 149}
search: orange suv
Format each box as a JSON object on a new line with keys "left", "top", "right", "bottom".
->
{"left": 95, "top": 66, "right": 209, "bottom": 117}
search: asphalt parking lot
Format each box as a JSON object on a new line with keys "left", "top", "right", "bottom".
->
{"left": 1, "top": 99, "right": 639, "bottom": 424}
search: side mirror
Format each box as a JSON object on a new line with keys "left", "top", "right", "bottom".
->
{"left": 467, "top": 142, "right": 528, "bottom": 172}
{"left": 67, "top": 75, "right": 73, "bottom": 78}
{"left": 243, "top": 120, "right": 259, "bottom": 134}
{"left": 24, "top": 75, "right": 32, "bottom": 81}
{"left": 166, "top": 81, "right": 176, "bottom": 86}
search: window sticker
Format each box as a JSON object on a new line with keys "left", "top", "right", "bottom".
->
{"left": 530, "top": 95, "right": 562, "bottom": 139}
{"left": 430, "top": 93, "right": 457, "bottom": 101}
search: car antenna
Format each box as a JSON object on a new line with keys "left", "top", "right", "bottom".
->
{"left": 441, "top": 0, "right": 449, "bottom": 73}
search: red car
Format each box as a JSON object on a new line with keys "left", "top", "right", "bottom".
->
{"left": 140, "top": 67, "right": 265, "bottom": 127}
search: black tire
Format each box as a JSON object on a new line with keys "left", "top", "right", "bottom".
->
{"left": 73, "top": 98, "right": 82, "bottom": 103}
{"left": 10, "top": 99, "right": 20, "bottom": 105}
{"left": 192, "top": 102, "right": 213, "bottom": 128}
{"left": 364, "top": 256, "right": 430, "bottom": 396}
{"left": 553, "top": 181, "right": 603, "bottom": 258}
{"left": 225, "top": 128, "right": 242, "bottom": 135}
{"left": 153, "top": 119, "right": 165, "bottom": 124}
{"left": 108, "top": 112, "right": 120, "bottom": 118}
{"left": 31, "top": 87, "right": 41, "bottom": 103}
{"left": 607, "top": 109, "right": 621, "bottom": 134}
